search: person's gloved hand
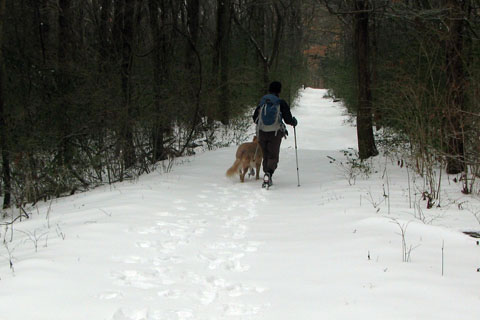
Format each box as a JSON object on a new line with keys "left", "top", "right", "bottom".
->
{"left": 292, "top": 117, "right": 298, "bottom": 127}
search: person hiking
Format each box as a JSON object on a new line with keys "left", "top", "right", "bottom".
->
{"left": 253, "top": 81, "right": 297, "bottom": 188}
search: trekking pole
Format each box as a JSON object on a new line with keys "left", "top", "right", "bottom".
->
{"left": 294, "top": 126, "right": 300, "bottom": 187}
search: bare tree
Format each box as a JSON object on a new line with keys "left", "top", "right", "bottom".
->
{"left": 120, "top": 0, "right": 137, "bottom": 168}
{"left": 322, "top": 0, "right": 378, "bottom": 159}
{"left": 98, "top": 0, "right": 113, "bottom": 65}
{"left": 57, "top": 0, "right": 74, "bottom": 165}
{"left": 232, "top": 0, "right": 285, "bottom": 93}
{"left": 148, "top": 0, "right": 171, "bottom": 162}
{"left": 354, "top": 0, "right": 378, "bottom": 159}
{"left": 0, "top": 0, "right": 10, "bottom": 208}
{"left": 186, "top": 0, "right": 200, "bottom": 72}
{"left": 0, "top": 0, "right": 313, "bottom": 204}
{"left": 215, "top": 0, "right": 232, "bottom": 124}
{"left": 444, "top": 0, "right": 468, "bottom": 174}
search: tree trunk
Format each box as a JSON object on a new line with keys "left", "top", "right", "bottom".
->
{"left": 185, "top": 0, "right": 202, "bottom": 124}
{"left": 35, "top": 0, "right": 52, "bottom": 65}
{"left": 0, "top": 0, "right": 11, "bottom": 208}
{"left": 215, "top": 0, "right": 231, "bottom": 125}
{"left": 255, "top": 2, "right": 269, "bottom": 92}
{"left": 58, "top": 0, "right": 71, "bottom": 62}
{"left": 120, "top": 0, "right": 136, "bottom": 168}
{"left": 185, "top": 0, "right": 199, "bottom": 72}
{"left": 112, "top": 0, "right": 124, "bottom": 58}
{"left": 354, "top": 0, "right": 378, "bottom": 160}
{"left": 58, "top": 0, "right": 74, "bottom": 165}
{"left": 99, "top": 0, "right": 112, "bottom": 64}
{"left": 444, "top": 0, "right": 466, "bottom": 174}
{"left": 370, "top": 4, "right": 382, "bottom": 129}
{"left": 148, "top": 0, "right": 168, "bottom": 162}
{"left": 286, "top": 1, "right": 302, "bottom": 102}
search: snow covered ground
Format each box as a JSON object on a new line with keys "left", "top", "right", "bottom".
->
{"left": 1, "top": 88, "right": 479, "bottom": 320}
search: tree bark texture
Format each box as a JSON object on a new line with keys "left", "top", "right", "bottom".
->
{"left": 120, "top": 0, "right": 136, "bottom": 168}
{"left": 354, "top": 0, "right": 378, "bottom": 160}
{"left": 58, "top": 0, "right": 74, "bottom": 165}
{"left": 260, "top": 4, "right": 269, "bottom": 91}
{"left": 0, "top": 0, "right": 11, "bottom": 208}
{"left": 58, "top": 0, "right": 72, "bottom": 64}
{"left": 444, "top": 0, "right": 467, "bottom": 174}
{"left": 185, "top": 0, "right": 199, "bottom": 72}
{"left": 148, "top": 0, "right": 168, "bottom": 162}
{"left": 34, "top": 0, "right": 52, "bottom": 65}
{"left": 99, "top": 0, "right": 112, "bottom": 64}
{"left": 215, "top": 0, "right": 231, "bottom": 125}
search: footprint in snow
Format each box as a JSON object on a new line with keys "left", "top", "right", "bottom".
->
{"left": 135, "top": 240, "right": 156, "bottom": 248}
{"left": 224, "top": 259, "right": 250, "bottom": 272}
{"left": 207, "top": 240, "right": 261, "bottom": 252}
{"left": 197, "top": 202, "right": 214, "bottom": 209}
{"left": 156, "top": 211, "right": 172, "bottom": 217}
{"left": 198, "top": 253, "right": 225, "bottom": 270}
{"left": 161, "top": 228, "right": 188, "bottom": 240}
{"left": 223, "top": 303, "right": 264, "bottom": 317}
{"left": 197, "top": 286, "right": 218, "bottom": 305}
{"left": 133, "top": 226, "right": 158, "bottom": 235}
{"left": 96, "top": 291, "right": 123, "bottom": 300}
{"left": 175, "top": 310, "right": 194, "bottom": 319}
{"left": 111, "top": 308, "right": 161, "bottom": 320}
{"left": 157, "top": 288, "right": 182, "bottom": 299}
{"left": 153, "top": 255, "right": 183, "bottom": 265}
{"left": 113, "top": 256, "right": 146, "bottom": 264}
{"left": 110, "top": 270, "right": 159, "bottom": 289}
{"left": 193, "top": 227, "right": 205, "bottom": 235}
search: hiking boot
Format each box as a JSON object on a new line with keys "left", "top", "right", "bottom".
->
{"left": 263, "top": 173, "right": 273, "bottom": 187}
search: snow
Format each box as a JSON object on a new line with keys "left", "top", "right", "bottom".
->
{"left": 1, "top": 88, "right": 480, "bottom": 320}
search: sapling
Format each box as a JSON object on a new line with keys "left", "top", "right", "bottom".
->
{"left": 56, "top": 224, "right": 66, "bottom": 240}
{"left": 382, "top": 159, "right": 391, "bottom": 215}
{"left": 390, "top": 218, "right": 420, "bottom": 262}
{"left": 441, "top": 240, "right": 444, "bottom": 276}
{"left": 2, "top": 224, "right": 6, "bottom": 244}
{"left": 362, "top": 187, "right": 386, "bottom": 209}
{"left": 18, "top": 229, "right": 49, "bottom": 252}
{"left": 436, "top": 165, "right": 442, "bottom": 207}
{"left": 98, "top": 208, "right": 112, "bottom": 217}
{"left": 2, "top": 241, "right": 15, "bottom": 273}
{"left": 476, "top": 241, "right": 479, "bottom": 272}
{"left": 465, "top": 204, "right": 480, "bottom": 225}
{"left": 406, "top": 165, "right": 412, "bottom": 208}
{"left": 327, "top": 149, "right": 373, "bottom": 186}
{"left": 412, "top": 199, "right": 433, "bottom": 224}
{"left": 45, "top": 197, "right": 54, "bottom": 229}
{"left": 457, "top": 202, "right": 480, "bottom": 231}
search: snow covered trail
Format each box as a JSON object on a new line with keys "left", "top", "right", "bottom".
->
{"left": 1, "top": 88, "right": 480, "bottom": 320}
{"left": 0, "top": 166, "right": 271, "bottom": 319}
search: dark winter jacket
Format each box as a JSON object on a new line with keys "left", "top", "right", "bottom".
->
{"left": 252, "top": 94, "right": 295, "bottom": 127}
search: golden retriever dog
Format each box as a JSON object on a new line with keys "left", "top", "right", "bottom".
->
{"left": 226, "top": 136, "right": 263, "bottom": 182}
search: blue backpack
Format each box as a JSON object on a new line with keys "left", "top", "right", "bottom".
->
{"left": 257, "top": 94, "right": 284, "bottom": 134}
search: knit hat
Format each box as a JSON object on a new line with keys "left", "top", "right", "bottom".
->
{"left": 268, "top": 81, "right": 282, "bottom": 94}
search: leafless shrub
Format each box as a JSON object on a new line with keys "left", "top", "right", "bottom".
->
{"left": 390, "top": 218, "right": 420, "bottom": 262}
{"left": 18, "top": 229, "right": 49, "bottom": 253}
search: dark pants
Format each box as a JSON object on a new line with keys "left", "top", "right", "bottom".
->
{"left": 258, "top": 130, "right": 283, "bottom": 175}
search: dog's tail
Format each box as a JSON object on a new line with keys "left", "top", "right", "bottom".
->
{"left": 226, "top": 159, "right": 241, "bottom": 177}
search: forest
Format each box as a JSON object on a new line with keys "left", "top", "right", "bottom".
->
{"left": 0, "top": 0, "right": 479, "bottom": 210}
